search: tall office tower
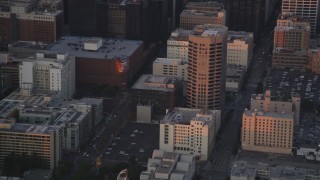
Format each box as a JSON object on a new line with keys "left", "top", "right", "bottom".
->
{"left": 167, "top": 29, "right": 192, "bottom": 61}
{"left": 19, "top": 53, "right": 75, "bottom": 99}
{"left": 281, "top": 0, "right": 319, "bottom": 34}
{"left": 227, "top": 31, "right": 254, "bottom": 70}
{"left": 159, "top": 108, "right": 221, "bottom": 160}
{"left": 226, "top": 0, "right": 264, "bottom": 40}
{"left": 274, "top": 14, "right": 310, "bottom": 50}
{"left": 150, "top": 0, "right": 170, "bottom": 41}
{"left": 186, "top": 24, "right": 227, "bottom": 110}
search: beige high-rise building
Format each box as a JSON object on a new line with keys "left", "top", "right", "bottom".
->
{"left": 227, "top": 31, "right": 254, "bottom": 70}
{"left": 186, "top": 24, "right": 227, "bottom": 110}
{"left": 274, "top": 14, "right": 310, "bottom": 50}
{"left": 0, "top": 119, "right": 63, "bottom": 170}
{"left": 281, "top": 0, "right": 319, "bottom": 34}
{"left": 159, "top": 108, "right": 221, "bottom": 161}
{"left": 241, "top": 109, "right": 294, "bottom": 155}
{"left": 250, "top": 90, "right": 301, "bottom": 125}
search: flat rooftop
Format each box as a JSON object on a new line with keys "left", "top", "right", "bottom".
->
{"left": 168, "top": 29, "right": 192, "bottom": 41}
{"left": 273, "top": 48, "right": 307, "bottom": 55}
{"left": 0, "top": 100, "right": 20, "bottom": 118}
{"left": 131, "top": 74, "right": 182, "bottom": 91}
{"left": 180, "top": 9, "right": 219, "bottom": 17}
{"left": 228, "top": 31, "right": 253, "bottom": 43}
{"left": 0, "top": 121, "right": 60, "bottom": 134}
{"left": 191, "top": 24, "right": 227, "bottom": 37}
{"left": 49, "top": 36, "right": 142, "bottom": 59}
{"left": 186, "top": 1, "right": 224, "bottom": 10}
{"left": 244, "top": 109, "right": 294, "bottom": 120}
{"left": 9, "top": 41, "right": 49, "bottom": 50}
{"left": 153, "top": 58, "right": 187, "bottom": 66}
{"left": 4, "top": 89, "right": 54, "bottom": 107}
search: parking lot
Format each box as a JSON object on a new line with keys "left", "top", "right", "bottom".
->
{"left": 103, "top": 122, "right": 159, "bottom": 163}
{"left": 266, "top": 70, "right": 320, "bottom": 104}
{"left": 266, "top": 69, "right": 320, "bottom": 149}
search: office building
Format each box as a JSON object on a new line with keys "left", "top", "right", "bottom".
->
{"left": 0, "top": 119, "right": 63, "bottom": 170}
{"left": 226, "top": 0, "right": 264, "bottom": 39}
{"left": 140, "top": 149, "right": 195, "bottom": 180}
{"left": 227, "top": 31, "right": 254, "bottom": 69}
{"left": 153, "top": 58, "right": 188, "bottom": 81}
{"left": 53, "top": 108, "right": 92, "bottom": 151}
{"left": 226, "top": 65, "right": 245, "bottom": 92}
{"left": 107, "top": 0, "right": 126, "bottom": 38}
{"left": 49, "top": 36, "right": 143, "bottom": 88}
{"left": 241, "top": 109, "right": 294, "bottom": 154}
{"left": 159, "top": 108, "right": 221, "bottom": 161}
{"left": 272, "top": 48, "right": 308, "bottom": 71}
{"left": 250, "top": 90, "right": 301, "bottom": 125}
{"left": 307, "top": 48, "right": 320, "bottom": 74}
{"left": 180, "top": 9, "right": 226, "bottom": 30}
{"left": 18, "top": 53, "right": 75, "bottom": 99}
{"left": 274, "top": 14, "right": 310, "bottom": 50}
{"left": 186, "top": 24, "right": 227, "bottom": 110}
{"left": 19, "top": 107, "right": 59, "bottom": 124}
{"left": 131, "top": 74, "right": 183, "bottom": 120}
{"left": 0, "top": 1, "right": 64, "bottom": 43}
{"left": 0, "top": 73, "right": 11, "bottom": 97}
{"left": 167, "top": 29, "right": 191, "bottom": 61}
{"left": 185, "top": 1, "right": 224, "bottom": 12}
{"left": 231, "top": 161, "right": 320, "bottom": 180}
{"left": 281, "top": 0, "right": 319, "bottom": 34}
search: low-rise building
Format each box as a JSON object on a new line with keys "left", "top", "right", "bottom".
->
{"left": 153, "top": 58, "right": 188, "bottom": 81}
{"left": 227, "top": 31, "right": 254, "bottom": 70}
{"left": 226, "top": 65, "right": 245, "bottom": 92}
{"left": 131, "top": 74, "right": 183, "bottom": 120}
{"left": 272, "top": 48, "right": 308, "bottom": 71}
{"left": 49, "top": 36, "right": 144, "bottom": 88}
{"left": 250, "top": 90, "right": 300, "bottom": 125}
{"left": 307, "top": 48, "right": 320, "bottom": 75}
{"left": 140, "top": 149, "right": 195, "bottom": 180}
{"left": 0, "top": 119, "right": 63, "bottom": 170}
{"left": 231, "top": 161, "right": 320, "bottom": 180}
{"left": 167, "top": 29, "right": 191, "bottom": 61}
{"left": 159, "top": 108, "right": 221, "bottom": 161}
{"left": 241, "top": 109, "right": 294, "bottom": 155}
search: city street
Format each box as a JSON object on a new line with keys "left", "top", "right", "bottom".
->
{"left": 200, "top": 15, "right": 277, "bottom": 179}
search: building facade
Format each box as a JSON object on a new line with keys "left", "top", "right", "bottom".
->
{"left": 0, "top": 1, "right": 63, "bottom": 43}
{"left": 18, "top": 53, "right": 75, "bottom": 99}
{"left": 159, "top": 108, "right": 221, "bottom": 161}
{"left": 226, "top": 65, "right": 245, "bottom": 92}
{"left": 0, "top": 119, "right": 63, "bottom": 170}
{"left": 272, "top": 48, "right": 308, "bottom": 71}
{"left": 227, "top": 31, "right": 254, "bottom": 70}
{"left": 281, "top": 0, "right": 319, "bottom": 34}
{"left": 241, "top": 109, "right": 294, "bottom": 154}
{"left": 167, "top": 29, "right": 191, "bottom": 61}
{"left": 250, "top": 90, "right": 301, "bottom": 125}
{"left": 186, "top": 24, "right": 227, "bottom": 110}
{"left": 153, "top": 58, "right": 188, "bottom": 81}
{"left": 131, "top": 74, "right": 183, "bottom": 120}
{"left": 274, "top": 14, "right": 310, "bottom": 50}
{"left": 49, "top": 36, "right": 144, "bottom": 88}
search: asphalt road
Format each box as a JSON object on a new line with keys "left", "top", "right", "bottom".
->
{"left": 199, "top": 14, "right": 277, "bottom": 180}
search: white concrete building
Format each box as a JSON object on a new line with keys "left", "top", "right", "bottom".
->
{"left": 159, "top": 108, "right": 221, "bottom": 161}
{"left": 227, "top": 31, "right": 254, "bottom": 70}
{"left": 140, "top": 149, "right": 195, "bottom": 180}
{"left": 153, "top": 58, "right": 188, "bottom": 81}
{"left": 167, "top": 29, "right": 191, "bottom": 61}
{"left": 19, "top": 53, "right": 75, "bottom": 99}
